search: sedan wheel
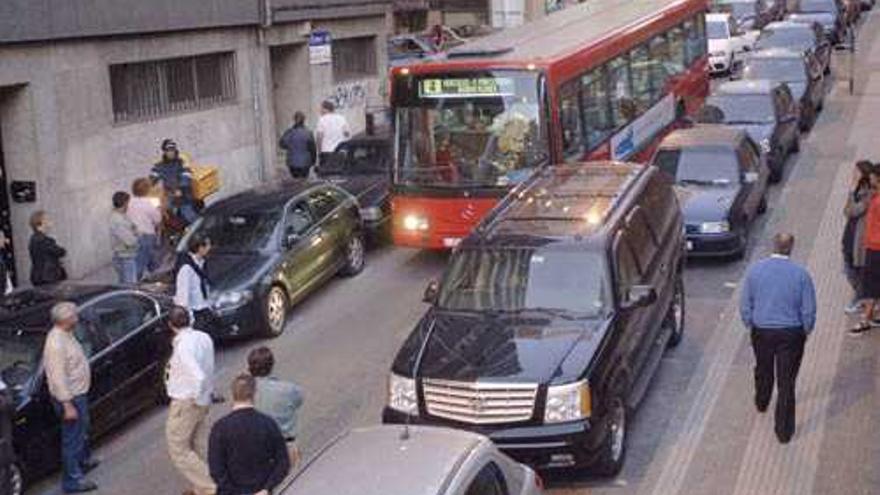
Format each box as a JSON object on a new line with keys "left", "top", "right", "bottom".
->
{"left": 263, "top": 286, "right": 288, "bottom": 337}
{"left": 340, "top": 234, "right": 365, "bottom": 277}
{"left": 665, "top": 277, "right": 686, "bottom": 348}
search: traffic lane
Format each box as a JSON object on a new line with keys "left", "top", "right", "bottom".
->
{"left": 28, "top": 245, "right": 450, "bottom": 495}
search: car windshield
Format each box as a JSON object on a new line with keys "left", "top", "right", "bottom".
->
{"left": 798, "top": 0, "right": 834, "bottom": 12}
{"left": 437, "top": 248, "right": 610, "bottom": 317}
{"left": 654, "top": 148, "right": 741, "bottom": 185}
{"left": 0, "top": 328, "right": 43, "bottom": 399}
{"left": 322, "top": 142, "right": 389, "bottom": 175}
{"left": 186, "top": 210, "right": 281, "bottom": 252}
{"left": 743, "top": 58, "right": 807, "bottom": 81}
{"left": 756, "top": 27, "right": 814, "bottom": 51}
{"left": 706, "top": 94, "right": 776, "bottom": 124}
{"left": 707, "top": 20, "right": 730, "bottom": 39}
{"left": 393, "top": 71, "right": 548, "bottom": 189}
{"left": 716, "top": 1, "right": 756, "bottom": 19}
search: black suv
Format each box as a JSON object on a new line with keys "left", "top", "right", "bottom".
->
{"left": 382, "top": 163, "right": 685, "bottom": 476}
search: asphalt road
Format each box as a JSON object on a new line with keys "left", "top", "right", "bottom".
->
{"left": 28, "top": 25, "right": 867, "bottom": 495}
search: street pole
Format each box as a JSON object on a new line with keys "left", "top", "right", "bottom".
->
{"left": 849, "top": 25, "right": 856, "bottom": 96}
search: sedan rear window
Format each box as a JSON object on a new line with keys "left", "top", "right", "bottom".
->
{"left": 743, "top": 58, "right": 807, "bottom": 82}
{"left": 654, "top": 148, "right": 740, "bottom": 185}
{"left": 756, "top": 28, "right": 814, "bottom": 51}
{"left": 706, "top": 94, "right": 775, "bottom": 124}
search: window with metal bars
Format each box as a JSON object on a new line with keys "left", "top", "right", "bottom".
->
{"left": 109, "top": 52, "right": 237, "bottom": 123}
{"left": 332, "top": 37, "right": 378, "bottom": 82}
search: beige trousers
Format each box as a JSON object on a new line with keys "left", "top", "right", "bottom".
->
{"left": 166, "top": 399, "right": 216, "bottom": 495}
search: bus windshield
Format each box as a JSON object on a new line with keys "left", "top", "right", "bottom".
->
{"left": 393, "top": 71, "right": 548, "bottom": 189}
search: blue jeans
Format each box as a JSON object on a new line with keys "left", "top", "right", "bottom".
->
{"left": 113, "top": 255, "right": 138, "bottom": 285}
{"left": 53, "top": 395, "right": 91, "bottom": 491}
{"left": 136, "top": 234, "right": 159, "bottom": 279}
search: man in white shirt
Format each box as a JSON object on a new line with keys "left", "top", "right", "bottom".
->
{"left": 175, "top": 235, "right": 219, "bottom": 337}
{"left": 165, "top": 306, "right": 217, "bottom": 495}
{"left": 315, "top": 100, "right": 351, "bottom": 165}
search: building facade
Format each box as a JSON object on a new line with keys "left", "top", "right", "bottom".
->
{"left": 0, "top": 0, "right": 391, "bottom": 280}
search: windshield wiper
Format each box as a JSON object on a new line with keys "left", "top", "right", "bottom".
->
{"left": 491, "top": 307, "right": 589, "bottom": 321}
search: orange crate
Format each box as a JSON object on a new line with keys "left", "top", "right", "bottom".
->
{"left": 190, "top": 165, "right": 220, "bottom": 201}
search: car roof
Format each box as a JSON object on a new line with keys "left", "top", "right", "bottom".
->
{"left": 205, "top": 180, "right": 333, "bottom": 215}
{"left": 714, "top": 79, "right": 781, "bottom": 94}
{"left": 284, "top": 425, "right": 488, "bottom": 495}
{"left": 746, "top": 47, "right": 806, "bottom": 59}
{"left": 659, "top": 125, "right": 748, "bottom": 150}
{"left": 0, "top": 284, "right": 132, "bottom": 332}
{"left": 765, "top": 20, "right": 815, "bottom": 30}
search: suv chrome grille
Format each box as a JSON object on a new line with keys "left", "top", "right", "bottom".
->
{"left": 422, "top": 379, "right": 538, "bottom": 425}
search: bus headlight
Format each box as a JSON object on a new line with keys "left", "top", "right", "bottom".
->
{"left": 403, "top": 214, "right": 429, "bottom": 231}
{"left": 544, "top": 380, "right": 591, "bottom": 423}
{"left": 388, "top": 373, "right": 418, "bottom": 415}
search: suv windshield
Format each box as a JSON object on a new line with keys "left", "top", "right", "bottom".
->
{"left": 186, "top": 210, "right": 281, "bottom": 253}
{"left": 756, "top": 27, "right": 815, "bottom": 51}
{"left": 655, "top": 148, "right": 741, "bottom": 185}
{"left": 706, "top": 94, "right": 776, "bottom": 124}
{"left": 393, "top": 71, "right": 548, "bottom": 189}
{"left": 707, "top": 20, "right": 730, "bottom": 39}
{"left": 438, "top": 248, "right": 610, "bottom": 316}
{"left": 744, "top": 58, "right": 807, "bottom": 81}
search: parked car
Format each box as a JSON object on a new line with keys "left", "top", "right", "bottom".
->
{"left": 712, "top": 0, "right": 773, "bottom": 29}
{"left": 172, "top": 181, "right": 366, "bottom": 338}
{"left": 755, "top": 21, "right": 832, "bottom": 74}
{"left": 0, "top": 285, "right": 173, "bottom": 494}
{"left": 741, "top": 48, "right": 825, "bottom": 130}
{"left": 787, "top": 0, "right": 846, "bottom": 43}
{"left": 707, "top": 13, "right": 759, "bottom": 75}
{"left": 316, "top": 133, "right": 392, "bottom": 240}
{"left": 652, "top": 126, "right": 770, "bottom": 258}
{"left": 703, "top": 80, "right": 801, "bottom": 180}
{"left": 383, "top": 163, "right": 686, "bottom": 476}
{"left": 279, "top": 425, "right": 543, "bottom": 495}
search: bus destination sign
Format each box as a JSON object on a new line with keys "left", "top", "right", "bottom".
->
{"left": 419, "top": 78, "right": 511, "bottom": 98}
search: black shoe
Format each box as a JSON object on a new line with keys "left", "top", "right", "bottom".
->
{"left": 81, "top": 458, "right": 100, "bottom": 474}
{"left": 849, "top": 322, "right": 872, "bottom": 335}
{"left": 756, "top": 402, "right": 769, "bottom": 413}
{"left": 64, "top": 480, "right": 98, "bottom": 493}
{"left": 776, "top": 431, "right": 794, "bottom": 444}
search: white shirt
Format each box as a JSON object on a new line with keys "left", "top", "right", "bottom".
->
{"left": 166, "top": 328, "right": 215, "bottom": 406}
{"left": 175, "top": 256, "right": 210, "bottom": 311}
{"left": 316, "top": 113, "right": 351, "bottom": 153}
{"left": 127, "top": 197, "right": 162, "bottom": 236}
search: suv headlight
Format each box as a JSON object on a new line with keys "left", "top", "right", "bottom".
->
{"left": 212, "top": 290, "right": 253, "bottom": 310}
{"left": 360, "top": 206, "right": 383, "bottom": 222}
{"left": 388, "top": 373, "right": 418, "bottom": 415}
{"left": 544, "top": 380, "right": 591, "bottom": 423}
{"left": 700, "top": 221, "right": 730, "bottom": 234}
{"left": 402, "top": 214, "right": 429, "bottom": 231}
{"left": 760, "top": 138, "right": 772, "bottom": 153}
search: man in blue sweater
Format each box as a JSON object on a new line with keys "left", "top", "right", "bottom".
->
{"left": 740, "top": 233, "right": 816, "bottom": 444}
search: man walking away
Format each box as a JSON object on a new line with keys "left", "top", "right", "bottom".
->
{"left": 110, "top": 192, "right": 139, "bottom": 285}
{"left": 740, "top": 233, "right": 816, "bottom": 444}
{"left": 165, "top": 306, "right": 216, "bottom": 495}
{"left": 208, "top": 374, "right": 290, "bottom": 495}
{"left": 315, "top": 100, "right": 351, "bottom": 166}
{"left": 852, "top": 164, "right": 880, "bottom": 334}
{"left": 43, "top": 302, "right": 99, "bottom": 493}
{"left": 129, "top": 177, "right": 163, "bottom": 280}
{"left": 842, "top": 160, "right": 872, "bottom": 314}
{"left": 279, "top": 111, "right": 317, "bottom": 179}
{"left": 247, "top": 347, "right": 304, "bottom": 469}
{"left": 175, "top": 235, "right": 218, "bottom": 335}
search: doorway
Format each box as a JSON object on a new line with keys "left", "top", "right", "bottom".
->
{"left": 0, "top": 122, "right": 15, "bottom": 286}
{"left": 270, "top": 43, "right": 311, "bottom": 143}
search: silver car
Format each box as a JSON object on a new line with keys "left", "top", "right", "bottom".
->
{"left": 279, "top": 425, "right": 544, "bottom": 495}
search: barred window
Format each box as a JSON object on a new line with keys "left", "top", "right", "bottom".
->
{"left": 110, "top": 52, "right": 237, "bottom": 123}
{"left": 333, "top": 37, "right": 377, "bottom": 82}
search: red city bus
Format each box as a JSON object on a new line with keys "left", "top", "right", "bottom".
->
{"left": 389, "top": 0, "right": 709, "bottom": 249}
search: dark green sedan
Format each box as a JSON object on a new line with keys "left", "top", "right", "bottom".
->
{"left": 176, "top": 181, "right": 366, "bottom": 338}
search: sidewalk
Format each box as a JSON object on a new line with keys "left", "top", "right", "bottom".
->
{"left": 634, "top": 15, "right": 880, "bottom": 495}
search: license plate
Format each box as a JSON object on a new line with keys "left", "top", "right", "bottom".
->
{"left": 686, "top": 240, "right": 694, "bottom": 251}
{"left": 443, "top": 237, "right": 461, "bottom": 248}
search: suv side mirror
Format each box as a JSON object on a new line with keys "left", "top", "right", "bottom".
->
{"left": 423, "top": 280, "right": 440, "bottom": 304}
{"left": 622, "top": 285, "right": 657, "bottom": 310}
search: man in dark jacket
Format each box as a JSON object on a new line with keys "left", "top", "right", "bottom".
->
{"left": 278, "top": 112, "right": 317, "bottom": 179}
{"left": 150, "top": 139, "right": 198, "bottom": 224}
{"left": 208, "top": 374, "right": 290, "bottom": 495}
{"left": 28, "top": 210, "right": 67, "bottom": 286}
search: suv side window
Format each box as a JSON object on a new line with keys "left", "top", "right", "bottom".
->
{"left": 308, "top": 188, "right": 342, "bottom": 220}
{"left": 738, "top": 139, "right": 761, "bottom": 172}
{"left": 614, "top": 232, "right": 642, "bottom": 300}
{"left": 464, "top": 462, "right": 509, "bottom": 495}
{"left": 641, "top": 174, "right": 677, "bottom": 241}
{"left": 625, "top": 208, "right": 658, "bottom": 271}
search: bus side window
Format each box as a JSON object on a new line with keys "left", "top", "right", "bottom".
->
{"left": 608, "top": 55, "right": 634, "bottom": 127}
{"left": 559, "top": 81, "right": 584, "bottom": 158}
{"left": 684, "top": 15, "right": 706, "bottom": 65}
{"left": 581, "top": 66, "right": 614, "bottom": 149}
{"left": 649, "top": 33, "right": 672, "bottom": 100}
{"left": 667, "top": 26, "right": 687, "bottom": 75}
{"left": 630, "top": 45, "right": 652, "bottom": 115}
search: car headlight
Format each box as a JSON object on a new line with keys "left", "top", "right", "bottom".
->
{"left": 212, "top": 290, "right": 253, "bottom": 310}
{"left": 700, "top": 221, "right": 730, "bottom": 234}
{"left": 760, "top": 138, "right": 771, "bottom": 153}
{"left": 710, "top": 51, "right": 727, "bottom": 58}
{"left": 544, "top": 380, "right": 591, "bottom": 423}
{"left": 402, "top": 214, "right": 429, "bottom": 231}
{"left": 388, "top": 373, "right": 418, "bottom": 415}
{"left": 360, "top": 206, "right": 383, "bottom": 222}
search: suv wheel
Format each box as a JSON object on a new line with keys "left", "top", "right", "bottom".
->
{"left": 665, "top": 277, "right": 686, "bottom": 348}
{"left": 262, "top": 286, "right": 288, "bottom": 337}
{"left": 9, "top": 463, "right": 23, "bottom": 495}
{"left": 594, "top": 397, "right": 627, "bottom": 477}
{"left": 340, "top": 233, "right": 366, "bottom": 277}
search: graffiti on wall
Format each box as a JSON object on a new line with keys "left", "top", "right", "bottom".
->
{"left": 328, "top": 80, "right": 368, "bottom": 110}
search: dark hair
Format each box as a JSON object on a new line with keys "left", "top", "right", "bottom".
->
{"left": 168, "top": 306, "right": 191, "bottom": 329}
{"left": 231, "top": 373, "right": 256, "bottom": 403}
{"left": 247, "top": 347, "right": 275, "bottom": 377}
{"left": 294, "top": 111, "right": 306, "bottom": 126}
{"left": 112, "top": 191, "right": 130, "bottom": 209}
{"left": 856, "top": 160, "right": 874, "bottom": 176}
{"left": 188, "top": 234, "right": 211, "bottom": 254}
{"left": 161, "top": 138, "right": 178, "bottom": 152}
{"left": 773, "top": 233, "right": 795, "bottom": 256}
{"left": 29, "top": 211, "right": 47, "bottom": 232}
{"left": 132, "top": 178, "right": 152, "bottom": 197}
{"left": 321, "top": 100, "right": 335, "bottom": 112}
